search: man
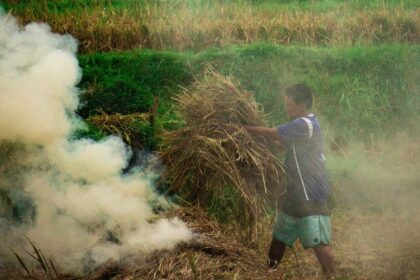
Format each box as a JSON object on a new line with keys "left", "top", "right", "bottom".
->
{"left": 240, "top": 84, "right": 335, "bottom": 277}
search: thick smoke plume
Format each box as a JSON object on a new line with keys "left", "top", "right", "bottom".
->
{"left": 0, "top": 12, "right": 191, "bottom": 273}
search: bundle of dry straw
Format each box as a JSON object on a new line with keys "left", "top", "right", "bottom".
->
{"left": 161, "top": 67, "right": 285, "bottom": 238}
{"left": 87, "top": 110, "right": 151, "bottom": 147}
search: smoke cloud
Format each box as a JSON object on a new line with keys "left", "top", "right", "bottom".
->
{"left": 0, "top": 11, "right": 191, "bottom": 273}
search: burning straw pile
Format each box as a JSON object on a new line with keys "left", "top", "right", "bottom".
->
{"left": 161, "top": 68, "right": 285, "bottom": 238}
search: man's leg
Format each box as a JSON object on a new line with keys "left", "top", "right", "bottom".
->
{"left": 298, "top": 215, "right": 335, "bottom": 277}
{"left": 313, "top": 245, "right": 335, "bottom": 276}
{"left": 267, "top": 238, "right": 286, "bottom": 269}
{"left": 270, "top": 212, "right": 299, "bottom": 269}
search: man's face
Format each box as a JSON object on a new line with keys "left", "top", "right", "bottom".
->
{"left": 285, "top": 95, "right": 302, "bottom": 119}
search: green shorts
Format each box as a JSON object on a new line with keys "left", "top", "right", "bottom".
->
{"left": 273, "top": 212, "right": 332, "bottom": 249}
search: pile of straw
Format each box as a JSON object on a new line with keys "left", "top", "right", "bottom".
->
{"left": 85, "top": 207, "right": 292, "bottom": 280}
{"left": 87, "top": 110, "right": 151, "bottom": 148}
{"left": 161, "top": 67, "right": 285, "bottom": 238}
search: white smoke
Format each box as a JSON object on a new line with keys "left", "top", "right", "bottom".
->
{"left": 0, "top": 12, "right": 191, "bottom": 273}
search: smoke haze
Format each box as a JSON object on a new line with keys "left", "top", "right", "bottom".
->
{"left": 0, "top": 11, "right": 191, "bottom": 273}
{"left": 324, "top": 133, "right": 420, "bottom": 278}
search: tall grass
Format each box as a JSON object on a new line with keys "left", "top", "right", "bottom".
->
{"left": 2, "top": 0, "right": 419, "bottom": 53}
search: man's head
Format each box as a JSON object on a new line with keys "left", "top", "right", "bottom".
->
{"left": 284, "top": 83, "right": 313, "bottom": 119}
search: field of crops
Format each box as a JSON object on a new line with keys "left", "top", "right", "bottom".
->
{"left": 1, "top": 0, "right": 419, "bottom": 279}
{"left": 3, "top": 0, "right": 419, "bottom": 52}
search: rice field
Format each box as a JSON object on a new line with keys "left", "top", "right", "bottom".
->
{"left": 2, "top": 0, "right": 419, "bottom": 52}
{"left": 1, "top": 0, "right": 420, "bottom": 279}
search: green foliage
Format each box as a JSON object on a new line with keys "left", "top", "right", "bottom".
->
{"left": 3, "top": 0, "right": 418, "bottom": 14}
{"left": 192, "top": 44, "right": 420, "bottom": 141}
{"left": 77, "top": 50, "right": 192, "bottom": 117}
{"left": 77, "top": 44, "right": 419, "bottom": 145}
{"left": 71, "top": 123, "right": 106, "bottom": 141}
{"left": 77, "top": 50, "right": 193, "bottom": 149}
{"left": 1, "top": 0, "right": 127, "bottom": 14}
{"left": 245, "top": 0, "right": 420, "bottom": 11}
{"left": 132, "top": 120, "right": 156, "bottom": 150}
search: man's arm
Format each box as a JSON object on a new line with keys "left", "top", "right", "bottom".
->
{"left": 223, "top": 123, "right": 284, "bottom": 149}
{"left": 242, "top": 125, "right": 283, "bottom": 146}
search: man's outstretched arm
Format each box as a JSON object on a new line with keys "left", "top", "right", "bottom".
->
{"left": 242, "top": 125, "right": 283, "bottom": 145}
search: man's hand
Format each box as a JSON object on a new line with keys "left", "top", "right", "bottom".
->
{"left": 222, "top": 123, "right": 284, "bottom": 148}
{"left": 243, "top": 125, "right": 279, "bottom": 140}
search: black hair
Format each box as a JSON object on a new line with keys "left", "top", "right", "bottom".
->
{"left": 285, "top": 83, "right": 313, "bottom": 109}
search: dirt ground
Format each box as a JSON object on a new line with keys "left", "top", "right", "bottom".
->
{"left": 2, "top": 205, "right": 419, "bottom": 280}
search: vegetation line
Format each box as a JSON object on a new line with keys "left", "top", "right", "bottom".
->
{"left": 3, "top": 0, "right": 419, "bottom": 53}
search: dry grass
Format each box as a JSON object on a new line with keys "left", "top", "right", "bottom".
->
{"left": 10, "top": 3, "right": 420, "bottom": 53}
{"left": 331, "top": 210, "right": 420, "bottom": 280}
{"left": 122, "top": 207, "right": 420, "bottom": 280}
{"left": 82, "top": 206, "right": 325, "bottom": 280}
{"left": 86, "top": 110, "right": 151, "bottom": 147}
{"left": 160, "top": 67, "right": 285, "bottom": 241}
{"left": 2, "top": 205, "right": 420, "bottom": 279}
{"left": 0, "top": 207, "right": 312, "bottom": 280}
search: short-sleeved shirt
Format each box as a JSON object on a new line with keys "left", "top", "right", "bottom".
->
{"left": 277, "top": 114, "right": 330, "bottom": 207}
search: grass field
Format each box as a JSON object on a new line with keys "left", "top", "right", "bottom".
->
{"left": 76, "top": 43, "right": 420, "bottom": 146}
{"left": 1, "top": 0, "right": 420, "bottom": 279}
{"left": 2, "top": 0, "right": 419, "bottom": 52}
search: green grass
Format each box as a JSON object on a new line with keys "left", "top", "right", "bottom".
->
{"left": 78, "top": 50, "right": 192, "bottom": 117}
{"left": 248, "top": 0, "right": 420, "bottom": 11}
{"left": 76, "top": 50, "right": 193, "bottom": 149}
{"left": 209, "top": 44, "right": 419, "bottom": 142}
{"left": 77, "top": 44, "right": 419, "bottom": 143}
{"left": 2, "top": 0, "right": 419, "bottom": 13}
